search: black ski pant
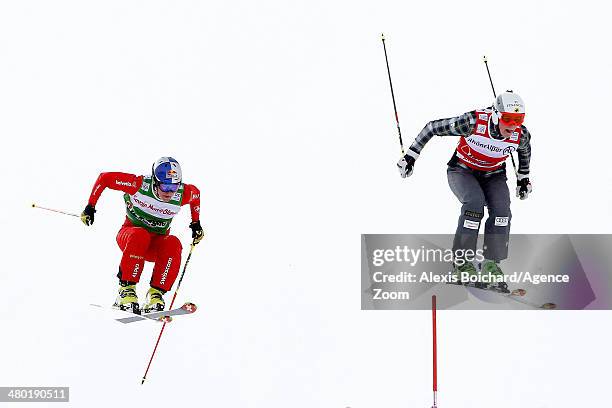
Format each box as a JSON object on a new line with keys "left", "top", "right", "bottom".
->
{"left": 447, "top": 164, "right": 511, "bottom": 262}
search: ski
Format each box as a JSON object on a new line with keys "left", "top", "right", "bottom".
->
{"left": 116, "top": 302, "right": 197, "bottom": 324}
{"left": 90, "top": 302, "right": 198, "bottom": 324}
{"left": 499, "top": 294, "right": 556, "bottom": 310}
{"left": 450, "top": 280, "right": 522, "bottom": 295}
{"left": 363, "top": 282, "right": 557, "bottom": 309}
{"left": 450, "top": 282, "right": 557, "bottom": 309}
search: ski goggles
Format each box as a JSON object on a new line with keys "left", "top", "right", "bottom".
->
{"left": 158, "top": 183, "right": 179, "bottom": 193}
{"left": 499, "top": 112, "right": 525, "bottom": 126}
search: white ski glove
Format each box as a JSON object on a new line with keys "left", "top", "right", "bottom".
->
{"left": 516, "top": 173, "right": 532, "bottom": 200}
{"left": 397, "top": 149, "right": 420, "bottom": 178}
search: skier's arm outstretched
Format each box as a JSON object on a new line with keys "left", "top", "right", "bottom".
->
{"left": 181, "top": 184, "right": 204, "bottom": 244}
{"left": 80, "top": 172, "right": 143, "bottom": 225}
{"left": 398, "top": 111, "right": 477, "bottom": 178}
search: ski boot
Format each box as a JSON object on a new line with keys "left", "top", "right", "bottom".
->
{"left": 142, "top": 287, "right": 166, "bottom": 314}
{"left": 480, "top": 259, "right": 509, "bottom": 293}
{"left": 114, "top": 280, "right": 141, "bottom": 314}
{"left": 452, "top": 261, "right": 485, "bottom": 288}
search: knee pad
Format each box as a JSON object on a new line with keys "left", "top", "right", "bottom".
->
{"left": 488, "top": 207, "right": 512, "bottom": 227}
{"left": 164, "top": 235, "right": 183, "bottom": 252}
{"left": 128, "top": 228, "right": 152, "bottom": 248}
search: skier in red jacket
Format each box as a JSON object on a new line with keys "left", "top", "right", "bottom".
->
{"left": 81, "top": 157, "right": 204, "bottom": 314}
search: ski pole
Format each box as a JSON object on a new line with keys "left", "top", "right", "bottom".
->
{"left": 381, "top": 33, "right": 405, "bottom": 154}
{"left": 141, "top": 241, "right": 197, "bottom": 385}
{"left": 432, "top": 295, "right": 437, "bottom": 408}
{"left": 483, "top": 56, "right": 497, "bottom": 99}
{"left": 482, "top": 56, "right": 519, "bottom": 177}
{"left": 31, "top": 203, "right": 80, "bottom": 218}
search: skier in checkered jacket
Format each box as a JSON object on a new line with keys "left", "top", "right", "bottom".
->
{"left": 397, "top": 91, "right": 532, "bottom": 290}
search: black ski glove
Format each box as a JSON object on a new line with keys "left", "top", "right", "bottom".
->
{"left": 81, "top": 204, "right": 96, "bottom": 226}
{"left": 189, "top": 220, "right": 204, "bottom": 244}
{"left": 516, "top": 177, "right": 532, "bottom": 200}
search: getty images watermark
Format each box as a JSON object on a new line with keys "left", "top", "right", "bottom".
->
{"left": 362, "top": 235, "right": 599, "bottom": 310}
{"left": 371, "top": 245, "right": 570, "bottom": 284}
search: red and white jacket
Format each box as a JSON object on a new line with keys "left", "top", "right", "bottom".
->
{"left": 87, "top": 172, "right": 201, "bottom": 225}
{"left": 454, "top": 110, "right": 522, "bottom": 171}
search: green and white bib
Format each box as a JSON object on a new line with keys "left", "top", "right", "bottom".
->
{"left": 123, "top": 176, "right": 184, "bottom": 234}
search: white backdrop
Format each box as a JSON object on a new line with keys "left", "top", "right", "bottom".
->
{"left": 0, "top": 0, "right": 611, "bottom": 407}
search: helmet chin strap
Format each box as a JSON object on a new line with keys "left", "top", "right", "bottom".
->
{"left": 151, "top": 183, "right": 163, "bottom": 200}
{"left": 491, "top": 103, "right": 500, "bottom": 126}
{"left": 490, "top": 104, "right": 504, "bottom": 138}
{"left": 152, "top": 186, "right": 159, "bottom": 200}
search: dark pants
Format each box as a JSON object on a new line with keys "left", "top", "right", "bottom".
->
{"left": 447, "top": 165, "right": 511, "bottom": 261}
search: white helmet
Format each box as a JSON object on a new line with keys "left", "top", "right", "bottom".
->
{"left": 492, "top": 91, "right": 525, "bottom": 125}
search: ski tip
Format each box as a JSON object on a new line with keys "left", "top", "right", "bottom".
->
{"left": 511, "top": 289, "right": 527, "bottom": 297}
{"left": 181, "top": 302, "right": 198, "bottom": 313}
{"left": 141, "top": 378, "right": 146, "bottom": 385}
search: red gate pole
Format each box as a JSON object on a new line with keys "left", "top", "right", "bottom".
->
{"left": 432, "top": 295, "right": 438, "bottom": 408}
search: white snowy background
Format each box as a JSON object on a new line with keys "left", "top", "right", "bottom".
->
{"left": 0, "top": 0, "right": 611, "bottom": 407}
